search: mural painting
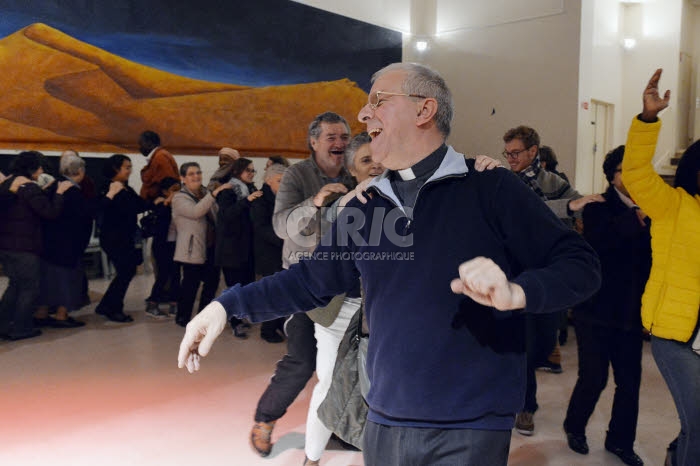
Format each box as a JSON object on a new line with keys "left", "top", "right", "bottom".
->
{"left": 0, "top": 0, "right": 402, "bottom": 157}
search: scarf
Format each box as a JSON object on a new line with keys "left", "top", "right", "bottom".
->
{"left": 516, "top": 156, "right": 548, "bottom": 200}
{"left": 231, "top": 177, "right": 251, "bottom": 199}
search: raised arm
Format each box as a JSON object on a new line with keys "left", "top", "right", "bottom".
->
{"left": 621, "top": 68, "right": 677, "bottom": 220}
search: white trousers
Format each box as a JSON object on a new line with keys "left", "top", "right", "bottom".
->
{"left": 304, "top": 296, "right": 361, "bottom": 461}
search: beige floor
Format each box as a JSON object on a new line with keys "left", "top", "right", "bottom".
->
{"left": 0, "top": 272, "right": 678, "bottom": 466}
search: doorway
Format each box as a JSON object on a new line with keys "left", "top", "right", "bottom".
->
{"left": 590, "top": 100, "right": 614, "bottom": 193}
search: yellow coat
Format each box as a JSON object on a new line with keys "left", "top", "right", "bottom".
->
{"left": 622, "top": 117, "right": 700, "bottom": 342}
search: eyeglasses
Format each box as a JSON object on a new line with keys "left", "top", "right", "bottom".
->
{"left": 186, "top": 170, "right": 202, "bottom": 176}
{"left": 368, "top": 91, "right": 426, "bottom": 110}
{"left": 245, "top": 168, "right": 257, "bottom": 174}
{"left": 502, "top": 147, "right": 532, "bottom": 159}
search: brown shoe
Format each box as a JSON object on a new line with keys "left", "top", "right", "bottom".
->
{"left": 515, "top": 411, "right": 534, "bottom": 436}
{"left": 303, "top": 457, "right": 320, "bottom": 466}
{"left": 250, "top": 421, "right": 275, "bottom": 457}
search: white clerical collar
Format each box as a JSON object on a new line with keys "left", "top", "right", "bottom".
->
{"left": 397, "top": 167, "right": 416, "bottom": 180}
{"left": 614, "top": 187, "right": 636, "bottom": 208}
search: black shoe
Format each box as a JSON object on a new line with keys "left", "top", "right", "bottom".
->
{"left": 233, "top": 323, "right": 249, "bottom": 339}
{"left": 566, "top": 433, "right": 589, "bottom": 455}
{"left": 99, "top": 310, "right": 133, "bottom": 323}
{"left": 7, "top": 328, "right": 43, "bottom": 341}
{"left": 34, "top": 317, "right": 56, "bottom": 327}
{"left": 49, "top": 317, "right": 86, "bottom": 328}
{"left": 261, "top": 332, "right": 284, "bottom": 343}
{"left": 605, "top": 443, "right": 643, "bottom": 466}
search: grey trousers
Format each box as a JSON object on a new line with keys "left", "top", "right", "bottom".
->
{"left": 362, "top": 421, "right": 511, "bottom": 466}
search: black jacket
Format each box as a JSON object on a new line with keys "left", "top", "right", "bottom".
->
{"left": 98, "top": 183, "right": 148, "bottom": 254}
{"left": 0, "top": 177, "right": 64, "bottom": 255}
{"left": 574, "top": 185, "right": 652, "bottom": 330}
{"left": 214, "top": 182, "right": 255, "bottom": 269}
{"left": 250, "top": 183, "right": 283, "bottom": 276}
{"left": 42, "top": 177, "right": 94, "bottom": 267}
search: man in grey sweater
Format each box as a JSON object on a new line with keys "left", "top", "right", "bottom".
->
{"left": 250, "top": 112, "right": 356, "bottom": 463}
{"left": 502, "top": 125, "right": 603, "bottom": 436}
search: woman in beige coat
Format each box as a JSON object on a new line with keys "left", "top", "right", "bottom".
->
{"left": 172, "top": 162, "right": 230, "bottom": 327}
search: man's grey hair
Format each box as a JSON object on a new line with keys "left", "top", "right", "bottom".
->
{"left": 307, "top": 111, "right": 350, "bottom": 152}
{"left": 345, "top": 132, "right": 372, "bottom": 170}
{"left": 60, "top": 153, "right": 85, "bottom": 177}
{"left": 264, "top": 162, "right": 287, "bottom": 182}
{"left": 372, "top": 62, "right": 454, "bottom": 138}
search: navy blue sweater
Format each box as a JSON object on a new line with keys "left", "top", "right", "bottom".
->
{"left": 216, "top": 147, "right": 600, "bottom": 430}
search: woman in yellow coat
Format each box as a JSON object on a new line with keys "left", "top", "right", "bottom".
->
{"left": 622, "top": 69, "right": 700, "bottom": 466}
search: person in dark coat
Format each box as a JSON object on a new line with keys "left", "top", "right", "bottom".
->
{"left": 61, "top": 150, "right": 97, "bottom": 306}
{"left": 145, "top": 177, "right": 181, "bottom": 319}
{"left": 94, "top": 154, "right": 149, "bottom": 323}
{"left": 0, "top": 151, "right": 72, "bottom": 340}
{"left": 250, "top": 163, "right": 287, "bottom": 342}
{"left": 563, "top": 145, "right": 650, "bottom": 466}
{"left": 214, "top": 157, "right": 263, "bottom": 338}
{"left": 34, "top": 153, "right": 94, "bottom": 328}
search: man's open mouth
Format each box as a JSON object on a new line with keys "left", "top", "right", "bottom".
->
{"left": 368, "top": 128, "right": 383, "bottom": 140}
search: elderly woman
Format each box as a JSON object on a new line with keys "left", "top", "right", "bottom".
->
{"left": 95, "top": 154, "right": 149, "bottom": 323}
{"left": 214, "top": 157, "right": 263, "bottom": 337}
{"left": 295, "top": 132, "right": 382, "bottom": 465}
{"left": 0, "top": 151, "right": 71, "bottom": 340}
{"left": 251, "top": 163, "right": 288, "bottom": 342}
{"left": 34, "top": 153, "right": 94, "bottom": 328}
{"left": 173, "top": 162, "right": 231, "bottom": 327}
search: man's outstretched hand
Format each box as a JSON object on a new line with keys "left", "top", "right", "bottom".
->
{"left": 177, "top": 301, "right": 228, "bottom": 373}
{"left": 641, "top": 68, "right": 670, "bottom": 122}
{"left": 450, "top": 257, "right": 526, "bottom": 310}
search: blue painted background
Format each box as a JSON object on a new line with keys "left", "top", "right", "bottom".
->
{"left": 0, "top": 0, "right": 401, "bottom": 91}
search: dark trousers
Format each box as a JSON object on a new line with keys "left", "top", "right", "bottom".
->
{"left": 254, "top": 312, "right": 316, "bottom": 423}
{"left": 223, "top": 264, "right": 254, "bottom": 326}
{"left": 524, "top": 311, "right": 562, "bottom": 412}
{"left": 148, "top": 240, "right": 179, "bottom": 303}
{"left": 564, "top": 321, "right": 642, "bottom": 450}
{"left": 362, "top": 421, "right": 511, "bottom": 466}
{"left": 0, "top": 250, "right": 40, "bottom": 337}
{"left": 96, "top": 246, "right": 138, "bottom": 315}
{"left": 177, "top": 259, "right": 220, "bottom": 324}
{"left": 255, "top": 273, "right": 284, "bottom": 338}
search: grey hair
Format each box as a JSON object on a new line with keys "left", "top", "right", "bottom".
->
{"left": 344, "top": 132, "right": 372, "bottom": 170}
{"left": 60, "top": 153, "right": 85, "bottom": 177}
{"left": 264, "top": 163, "right": 287, "bottom": 181}
{"left": 307, "top": 111, "right": 350, "bottom": 152}
{"left": 372, "top": 62, "right": 453, "bottom": 138}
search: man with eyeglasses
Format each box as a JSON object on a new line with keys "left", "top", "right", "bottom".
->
{"left": 502, "top": 125, "right": 604, "bottom": 437}
{"left": 178, "top": 63, "right": 600, "bottom": 466}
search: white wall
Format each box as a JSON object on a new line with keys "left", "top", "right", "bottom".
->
{"left": 296, "top": 0, "right": 583, "bottom": 182}
{"left": 412, "top": 1, "right": 582, "bottom": 179}
{"left": 691, "top": 4, "right": 700, "bottom": 142}
{"left": 290, "top": 0, "right": 411, "bottom": 32}
{"left": 622, "top": 0, "right": 682, "bottom": 171}
{"left": 576, "top": 0, "right": 625, "bottom": 193}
